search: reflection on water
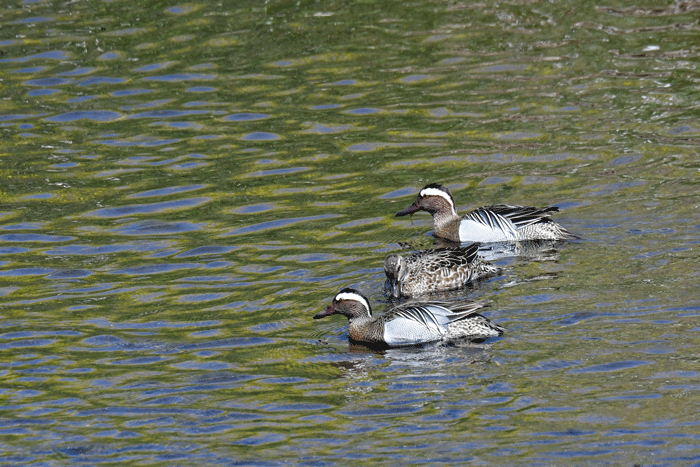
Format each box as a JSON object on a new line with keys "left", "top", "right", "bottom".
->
{"left": 1, "top": 0, "right": 700, "bottom": 464}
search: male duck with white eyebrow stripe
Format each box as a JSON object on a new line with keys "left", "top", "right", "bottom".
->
{"left": 314, "top": 288, "right": 504, "bottom": 347}
{"left": 396, "top": 183, "right": 576, "bottom": 244}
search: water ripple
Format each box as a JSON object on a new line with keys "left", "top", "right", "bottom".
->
{"left": 45, "top": 111, "right": 122, "bottom": 122}
{"left": 0, "top": 233, "right": 73, "bottom": 242}
{"left": 142, "top": 73, "right": 216, "bottom": 82}
{"left": 110, "top": 263, "right": 202, "bottom": 275}
{"left": 223, "top": 113, "right": 270, "bottom": 121}
{"left": 82, "top": 197, "right": 211, "bottom": 218}
{"left": 241, "top": 132, "right": 281, "bottom": 141}
{"left": 128, "top": 110, "right": 216, "bottom": 119}
{"left": 46, "top": 241, "right": 173, "bottom": 256}
{"left": 224, "top": 214, "right": 340, "bottom": 236}
{"left": 84, "top": 319, "right": 223, "bottom": 330}
{"left": 128, "top": 185, "right": 209, "bottom": 198}
{"left": 111, "top": 221, "right": 203, "bottom": 235}
{"left": 0, "top": 51, "right": 69, "bottom": 62}
{"left": 1, "top": 1, "right": 699, "bottom": 465}
{"left": 0, "top": 339, "right": 56, "bottom": 350}
{"left": 568, "top": 360, "right": 651, "bottom": 374}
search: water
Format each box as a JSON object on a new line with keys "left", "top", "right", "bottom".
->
{"left": 1, "top": 0, "right": 700, "bottom": 464}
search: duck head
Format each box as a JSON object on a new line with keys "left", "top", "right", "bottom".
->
{"left": 395, "top": 183, "right": 458, "bottom": 218}
{"left": 314, "top": 288, "right": 372, "bottom": 320}
{"left": 383, "top": 253, "right": 407, "bottom": 298}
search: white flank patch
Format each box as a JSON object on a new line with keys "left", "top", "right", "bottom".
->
{"left": 335, "top": 291, "right": 371, "bottom": 315}
{"left": 419, "top": 187, "right": 456, "bottom": 213}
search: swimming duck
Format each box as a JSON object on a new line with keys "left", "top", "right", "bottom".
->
{"left": 314, "top": 288, "right": 504, "bottom": 347}
{"left": 396, "top": 183, "right": 576, "bottom": 243}
{"left": 384, "top": 244, "right": 499, "bottom": 298}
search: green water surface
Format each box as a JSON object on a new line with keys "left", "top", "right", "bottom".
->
{"left": 0, "top": 0, "right": 699, "bottom": 465}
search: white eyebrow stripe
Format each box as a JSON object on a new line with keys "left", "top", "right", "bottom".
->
{"left": 419, "top": 187, "right": 456, "bottom": 212}
{"left": 335, "top": 292, "right": 370, "bottom": 314}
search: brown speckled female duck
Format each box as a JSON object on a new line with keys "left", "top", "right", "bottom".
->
{"left": 384, "top": 244, "right": 499, "bottom": 298}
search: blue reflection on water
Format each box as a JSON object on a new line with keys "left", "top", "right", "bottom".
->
{"left": 0, "top": 51, "right": 68, "bottom": 62}
{"left": 83, "top": 197, "right": 210, "bottom": 218}
{"left": 45, "top": 111, "right": 121, "bottom": 122}
{"left": 224, "top": 214, "right": 340, "bottom": 236}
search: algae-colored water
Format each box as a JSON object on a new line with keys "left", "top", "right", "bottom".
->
{"left": 1, "top": 0, "right": 699, "bottom": 464}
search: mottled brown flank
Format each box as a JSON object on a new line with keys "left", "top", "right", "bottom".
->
{"left": 412, "top": 244, "right": 479, "bottom": 269}
{"left": 515, "top": 222, "right": 575, "bottom": 241}
{"left": 385, "top": 245, "right": 500, "bottom": 298}
{"left": 444, "top": 312, "right": 503, "bottom": 340}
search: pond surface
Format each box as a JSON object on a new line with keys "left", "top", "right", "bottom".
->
{"left": 1, "top": 0, "right": 700, "bottom": 465}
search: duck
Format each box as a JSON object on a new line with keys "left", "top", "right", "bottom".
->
{"left": 395, "top": 183, "right": 576, "bottom": 243}
{"left": 384, "top": 244, "right": 499, "bottom": 298}
{"left": 313, "top": 288, "right": 504, "bottom": 347}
